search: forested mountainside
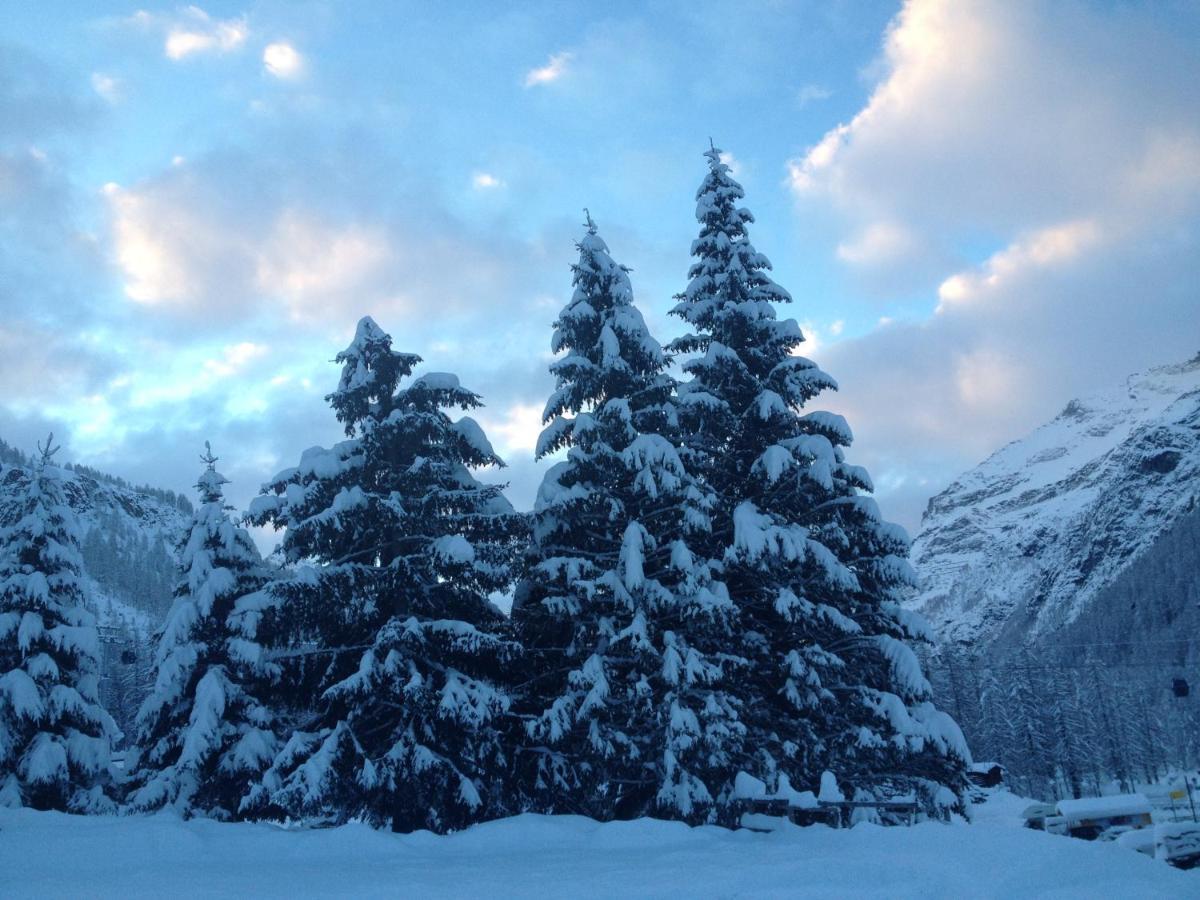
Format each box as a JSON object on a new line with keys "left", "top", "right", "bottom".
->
{"left": 905, "top": 355, "right": 1200, "bottom": 798}
{"left": 0, "top": 438, "right": 191, "bottom": 740}
{"left": 1050, "top": 502, "right": 1200, "bottom": 668}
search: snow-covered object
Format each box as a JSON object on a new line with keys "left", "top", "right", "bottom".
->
{"left": 1055, "top": 793, "right": 1152, "bottom": 823}
{"left": 732, "top": 771, "right": 767, "bottom": 800}
{"left": 0, "top": 437, "right": 114, "bottom": 812}
{"left": 908, "top": 353, "right": 1200, "bottom": 648}
{"left": 667, "top": 146, "right": 967, "bottom": 814}
{"left": 1155, "top": 821, "right": 1200, "bottom": 864}
{"left": 514, "top": 215, "right": 739, "bottom": 825}
{"left": 247, "top": 316, "right": 523, "bottom": 834}
{"left": 125, "top": 445, "right": 278, "bottom": 819}
{"left": 818, "top": 771, "right": 844, "bottom": 803}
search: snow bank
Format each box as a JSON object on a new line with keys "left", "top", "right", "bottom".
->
{"left": 0, "top": 802, "right": 1193, "bottom": 898}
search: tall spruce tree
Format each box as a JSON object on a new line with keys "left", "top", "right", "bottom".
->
{"left": 247, "top": 316, "right": 524, "bottom": 833}
{"left": 126, "top": 444, "right": 279, "bottom": 818}
{"left": 0, "top": 435, "right": 113, "bottom": 812}
{"left": 668, "top": 147, "right": 967, "bottom": 815}
{"left": 514, "top": 215, "right": 740, "bottom": 823}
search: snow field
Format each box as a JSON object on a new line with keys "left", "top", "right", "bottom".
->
{"left": 1, "top": 794, "right": 1194, "bottom": 899}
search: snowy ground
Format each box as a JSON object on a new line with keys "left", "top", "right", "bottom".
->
{"left": 1, "top": 792, "right": 1194, "bottom": 898}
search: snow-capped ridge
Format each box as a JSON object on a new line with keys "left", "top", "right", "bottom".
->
{"left": 908, "top": 352, "right": 1200, "bottom": 647}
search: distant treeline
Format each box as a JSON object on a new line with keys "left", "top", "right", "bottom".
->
{"left": 0, "top": 437, "right": 193, "bottom": 514}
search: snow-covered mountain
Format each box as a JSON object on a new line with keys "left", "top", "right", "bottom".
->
{"left": 907, "top": 353, "right": 1200, "bottom": 651}
{"left": 1, "top": 442, "right": 192, "bottom": 738}
{"left": 0, "top": 445, "right": 190, "bottom": 629}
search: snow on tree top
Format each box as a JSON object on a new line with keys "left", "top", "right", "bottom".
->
{"left": 799, "top": 411, "right": 854, "bottom": 446}
{"left": 352, "top": 315, "right": 387, "bottom": 344}
{"left": 411, "top": 372, "right": 461, "bottom": 392}
{"left": 450, "top": 417, "right": 499, "bottom": 462}
{"left": 432, "top": 535, "right": 476, "bottom": 565}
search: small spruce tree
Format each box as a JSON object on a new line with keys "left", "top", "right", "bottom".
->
{"left": 126, "top": 444, "right": 279, "bottom": 818}
{"left": 247, "top": 316, "right": 524, "bottom": 833}
{"left": 0, "top": 435, "right": 114, "bottom": 812}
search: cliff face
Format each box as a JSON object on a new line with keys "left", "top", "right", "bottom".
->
{"left": 907, "top": 353, "right": 1200, "bottom": 653}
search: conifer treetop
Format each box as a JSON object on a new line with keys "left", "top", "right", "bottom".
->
{"left": 35, "top": 432, "right": 59, "bottom": 473}
{"left": 671, "top": 146, "right": 802, "bottom": 378}
{"left": 328, "top": 315, "right": 422, "bottom": 435}
{"left": 195, "top": 441, "right": 230, "bottom": 507}
{"left": 670, "top": 146, "right": 835, "bottom": 412}
{"left": 538, "top": 214, "right": 671, "bottom": 458}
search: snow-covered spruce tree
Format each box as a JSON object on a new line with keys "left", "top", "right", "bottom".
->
{"left": 125, "top": 444, "right": 279, "bottom": 818}
{"left": 668, "top": 147, "right": 967, "bottom": 816}
{"left": 0, "top": 435, "right": 113, "bottom": 812}
{"left": 246, "top": 317, "right": 524, "bottom": 833}
{"left": 513, "top": 215, "right": 740, "bottom": 823}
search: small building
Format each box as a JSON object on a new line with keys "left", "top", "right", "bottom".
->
{"left": 966, "top": 762, "right": 1004, "bottom": 788}
{"left": 1055, "top": 793, "right": 1153, "bottom": 840}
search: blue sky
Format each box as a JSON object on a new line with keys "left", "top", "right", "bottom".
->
{"left": 2, "top": 1, "right": 1198, "bottom": 537}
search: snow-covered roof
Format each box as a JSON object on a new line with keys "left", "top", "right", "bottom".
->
{"left": 1056, "top": 794, "right": 1151, "bottom": 822}
{"left": 969, "top": 762, "right": 1002, "bottom": 773}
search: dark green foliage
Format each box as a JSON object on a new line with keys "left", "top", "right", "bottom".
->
{"left": 514, "top": 217, "right": 740, "bottom": 823}
{"left": 247, "top": 317, "right": 525, "bottom": 833}
{"left": 668, "top": 148, "right": 967, "bottom": 815}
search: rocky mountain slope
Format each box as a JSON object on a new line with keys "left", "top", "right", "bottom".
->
{"left": 907, "top": 353, "right": 1200, "bottom": 653}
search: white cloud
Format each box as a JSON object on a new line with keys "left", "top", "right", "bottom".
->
{"left": 835, "top": 221, "right": 916, "bottom": 266}
{"left": 203, "top": 341, "right": 269, "bottom": 377}
{"left": 478, "top": 402, "right": 543, "bottom": 456}
{"left": 795, "top": 83, "right": 831, "bottom": 108}
{"left": 790, "top": 0, "right": 1200, "bottom": 246}
{"left": 471, "top": 172, "right": 504, "bottom": 190}
{"left": 106, "top": 180, "right": 391, "bottom": 319}
{"left": 935, "top": 218, "right": 1101, "bottom": 310}
{"left": 128, "top": 6, "right": 247, "bottom": 61}
{"left": 792, "top": 321, "right": 822, "bottom": 357}
{"left": 100, "top": 154, "right": 562, "bottom": 334}
{"left": 163, "top": 7, "right": 247, "bottom": 60}
{"left": 789, "top": 0, "right": 1200, "bottom": 531}
{"left": 786, "top": 125, "right": 847, "bottom": 195}
{"left": 523, "top": 51, "right": 573, "bottom": 88}
{"left": 263, "top": 41, "right": 303, "bottom": 79}
{"left": 91, "top": 72, "right": 121, "bottom": 104}
{"left": 255, "top": 211, "right": 392, "bottom": 321}
{"left": 106, "top": 183, "right": 185, "bottom": 304}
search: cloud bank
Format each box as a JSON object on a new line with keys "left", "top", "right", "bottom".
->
{"left": 792, "top": 0, "right": 1200, "bottom": 530}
